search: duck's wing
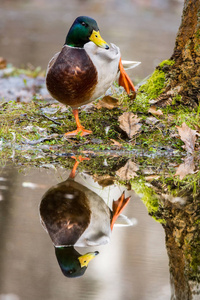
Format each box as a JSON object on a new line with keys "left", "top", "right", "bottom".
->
{"left": 121, "top": 60, "right": 141, "bottom": 70}
{"left": 84, "top": 42, "right": 121, "bottom": 100}
{"left": 84, "top": 42, "right": 120, "bottom": 63}
{"left": 46, "top": 51, "right": 60, "bottom": 75}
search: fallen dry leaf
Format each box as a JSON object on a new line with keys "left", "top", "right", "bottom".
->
{"left": 148, "top": 106, "right": 163, "bottom": 116}
{"left": 0, "top": 57, "right": 7, "bottom": 69}
{"left": 175, "top": 155, "right": 195, "bottom": 180}
{"left": 118, "top": 112, "right": 141, "bottom": 138}
{"left": 110, "top": 139, "right": 122, "bottom": 148}
{"left": 116, "top": 159, "right": 139, "bottom": 180}
{"left": 145, "top": 116, "right": 159, "bottom": 125}
{"left": 96, "top": 95, "right": 119, "bottom": 109}
{"left": 145, "top": 175, "right": 160, "bottom": 181}
{"left": 176, "top": 122, "right": 197, "bottom": 154}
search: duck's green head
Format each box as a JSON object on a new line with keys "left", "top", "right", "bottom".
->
{"left": 65, "top": 16, "right": 109, "bottom": 49}
{"left": 55, "top": 246, "right": 99, "bottom": 278}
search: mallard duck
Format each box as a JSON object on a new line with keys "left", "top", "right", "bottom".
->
{"left": 46, "top": 16, "right": 140, "bottom": 136}
{"left": 39, "top": 156, "right": 131, "bottom": 277}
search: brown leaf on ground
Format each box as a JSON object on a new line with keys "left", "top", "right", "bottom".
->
{"left": 118, "top": 112, "right": 141, "bottom": 138}
{"left": 176, "top": 122, "right": 197, "bottom": 154}
{"left": 0, "top": 57, "right": 7, "bottom": 69}
{"left": 148, "top": 106, "right": 163, "bottom": 116}
{"left": 110, "top": 139, "right": 122, "bottom": 148}
{"left": 116, "top": 159, "right": 139, "bottom": 180}
{"left": 96, "top": 95, "right": 119, "bottom": 109}
{"left": 145, "top": 116, "right": 159, "bottom": 125}
{"left": 194, "top": 124, "right": 200, "bottom": 132}
{"left": 145, "top": 175, "right": 160, "bottom": 181}
{"left": 175, "top": 155, "right": 195, "bottom": 180}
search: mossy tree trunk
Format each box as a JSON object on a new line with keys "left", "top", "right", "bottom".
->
{"left": 157, "top": 0, "right": 200, "bottom": 107}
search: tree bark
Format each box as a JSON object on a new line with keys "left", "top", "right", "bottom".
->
{"left": 148, "top": 180, "right": 200, "bottom": 300}
{"left": 157, "top": 0, "right": 200, "bottom": 107}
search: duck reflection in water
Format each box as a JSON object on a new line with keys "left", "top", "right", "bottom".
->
{"left": 39, "top": 156, "right": 132, "bottom": 278}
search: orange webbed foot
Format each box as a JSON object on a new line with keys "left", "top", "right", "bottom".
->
{"left": 110, "top": 191, "right": 131, "bottom": 231}
{"left": 118, "top": 58, "right": 136, "bottom": 96}
{"left": 65, "top": 109, "right": 92, "bottom": 137}
{"left": 64, "top": 127, "right": 92, "bottom": 137}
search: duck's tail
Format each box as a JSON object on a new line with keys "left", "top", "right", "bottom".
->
{"left": 111, "top": 191, "right": 131, "bottom": 231}
{"left": 118, "top": 57, "right": 136, "bottom": 96}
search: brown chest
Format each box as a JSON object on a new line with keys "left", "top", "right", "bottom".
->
{"left": 46, "top": 46, "right": 98, "bottom": 108}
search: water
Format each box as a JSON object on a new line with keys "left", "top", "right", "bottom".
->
{"left": 0, "top": 165, "right": 170, "bottom": 300}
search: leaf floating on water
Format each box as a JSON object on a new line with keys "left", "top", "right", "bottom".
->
{"left": 110, "top": 139, "right": 122, "bottom": 148}
{"left": 116, "top": 159, "right": 139, "bottom": 180}
{"left": 176, "top": 122, "right": 197, "bottom": 154}
{"left": 98, "top": 177, "right": 115, "bottom": 188}
{"left": 96, "top": 95, "right": 119, "bottom": 110}
{"left": 148, "top": 105, "right": 163, "bottom": 116}
{"left": 118, "top": 112, "right": 141, "bottom": 138}
{"left": 175, "top": 155, "right": 195, "bottom": 180}
{"left": 82, "top": 150, "right": 96, "bottom": 155}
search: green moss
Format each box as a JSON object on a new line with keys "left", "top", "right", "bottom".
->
{"left": 3, "top": 66, "right": 45, "bottom": 78}
{"left": 172, "top": 94, "right": 182, "bottom": 105}
{"left": 139, "top": 59, "right": 175, "bottom": 100}
{"left": 129, "top": 93, "right": 150, "bottom": 113}
{"left": 159, "top": 59, "right": 175, "bottom": 68}
{"left": 184, "top": 238, "right": 200, "bottom": 281}
{"left": 1, "top": 60, "right": 200, "bottom": 172}
{"left": 195, "top": 28, "right": 200, "bottom": 39}
{"left": 130, "top": 178, "right": 165, "bottom": 223}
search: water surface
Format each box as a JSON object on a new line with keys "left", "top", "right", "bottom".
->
{"left": 0, "top": 164, "right": 170, "bottom": 300}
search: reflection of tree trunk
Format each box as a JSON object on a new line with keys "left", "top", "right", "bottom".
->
{"left": 145, "top": 177, "right": 200, "bottom": 299}
{"left": 165, "top": 224, "right": 191, "bottom": 300}
{"left": 157, "top": 0, "right": 200, "bottom": 107}
{"left": 162, "top": 193, "right": 200, "bottom": 300}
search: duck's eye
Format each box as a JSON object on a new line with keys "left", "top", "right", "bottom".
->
{"left": 81, "top": 22, "right": 87, "bottom": 27}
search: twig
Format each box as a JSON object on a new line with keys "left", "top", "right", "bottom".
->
{"left": 40, "top": 113, "right": 62, "bottom": 125}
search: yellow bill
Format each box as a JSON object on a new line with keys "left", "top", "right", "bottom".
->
{"left": 89, "top": 30, "right": 109, "bottom": 49}
{"left": 78, "top": 251, "right": 99, "bottom": 268}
